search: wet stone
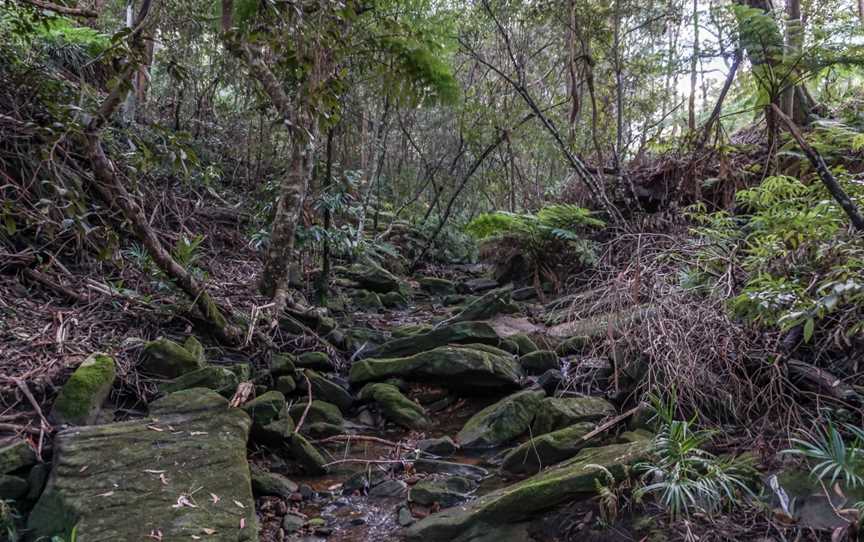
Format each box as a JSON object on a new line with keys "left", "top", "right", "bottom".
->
{"left": 368, "top": 479, "right": 408, "bottom": 499}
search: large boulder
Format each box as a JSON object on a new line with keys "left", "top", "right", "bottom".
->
{"left": 446, "top": 288, "right": 519, "bottom": 324}
{"left": 140, "top": 337, "right": 205, "bottom": 379}
{"left": 406, "top": 440, "right": 653, "bottom": 542}
{"left": 359, "top": 383, "right": 430, "bottom": 430}
{"left": 28, "top": 388, "right": 257, "bottom": 541}
{"left": 456, "top": 390, "right": 545, "bottom": 449}
{"left": 158, "top": 366, "right": 239, "bottom": 397}
{"left": 419, "top": 277, "right": 457, "bottom": 296}
{"left": 349, "top": 345, "right": 523, "bottom": 392}
{"left": 500, "top": 422, "right": 596, "bottom": 476}
{"left": 303, "top": 370, "right": 354, "bottom": 411}
{"left": 519, "top": 350, "right": 559, "bottom": 375}
{"left": 531, "top": 396, "right": 616, "bottom": 436}
{"left": 369, "top": 321, "right": 502, "bottom": 360}
{"left": 344, "top": 261, "right": 402, "bottom": 293}
{"left": 49, "top": 352, "right": 116, "bottom": 426}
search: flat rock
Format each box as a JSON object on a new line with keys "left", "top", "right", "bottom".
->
{"left": 406, "top": 440, "right": 652, "bottom": 542}
{"left": 419, "top": 277, "right": 457, "bottom": 296}
{"left": 359, "top": 383, "right": 430, "bottom": 429}
{"left": 500, "top": 422, "right": 597, "bottom": 475}
{"left": 457, "top": 390, "right": 545, "bottom": 449}
{"left": 350, "top": 345, "right": 523, "bottom": 392}
{"left": 27, "top": 389, "right": 257, "bottom": 541}
{"left": 458, "top": 278, "right": 499, "bottom": 294}
{"left": 369, "top": 321, "right": 502, "bottom": 359}
{"left": 158, "top": 366, "right": 238, "bottom": 397}
{"left": 304, "top": 369, "right": 354, "bottom": 411}
{"left": 140, "top": 337, "right": 205, "bottom": 379}
{"left": 418, "top": 436, "right": 459, "bottom": 457}
{"left": 446, "top": 288, "right": 519, "bottom": 324}
{"left": 531, "top": 396, "right": 616, "bottom": 436}
{"left": 409, "top": 477, "right": 474, "bottom": 507}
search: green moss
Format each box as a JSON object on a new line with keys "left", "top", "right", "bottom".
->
{"left": 288, "top": 400, "right": 343, "bottom": 426}
{"left": 359, "top": 383, "right": 430, "bottom": 429}
{"left": 50, "top": 353, "right": 116, "bottom": 426}
{"left": 457, "top": 390, "right": 544, "bottom": 449}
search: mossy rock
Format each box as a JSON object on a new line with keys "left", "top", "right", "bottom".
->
{"left": 149, "top": 387, "right": 228, "bottom": 415}
{"left": 303, "top": 370, "right": 354, "bottom": 411}
{"left": 27, "top": 394, "right": 257, "bottom": 541}
{"left": 381, "top": 291, "right": 409, "bottom": 309}
{"left": 457, "top": 390, "right": 545, "bottom": 449}
{"left": 507, "top": 334, "right": 538, "bottom": 356}
{"left": 0, "top": 474, "right": 28, "bottom": 499}
{"left": 448, "top": 288, "right": 519, "bottom": 324}
{"left": 301, "top": 422, "right": 344, "bottom": 438}
{"left": 289, "top": 433, "right": 327, "bottom": 474}
{"left": 555, "top": 336, "right": 592, "bottom": 357}
{"left": 271, "top": 354, "right": 297, "bottom": 377}
{"left": 296, "top": 352, "right": 334, "bottom": 372}
{"left": 227, "top": 363, "right": 253, "bottom": 382}
{"left": 276, "top": 375, "right": 296, "bottom": 395}
{"left": 0, "top": 438, "right": 37, "bottom": 475}
{"left": 254, "top": 406, "right": 296, "bottom": 445}
{"left": 250, "top": 464, "right": 298, "bottom": 498}
{"left": 391, "top": 324, "right": 434, "bottom": 339}
{"left": 50, "top": 352, "right": 116, "bottom": 426}
{"left": 532, "top": 396, "right": 616, "bottom": 436}
{"left": 369, "top": 321, "right": 502, "bottom": 360}
{"left": 409, "top": 477, "right": 474, "bottom": 507}
{"left": 352, "top": 289, "right": 384, "bottom": 310}
{"left": 359, "top": 383, "right": 430, "bottom": 430}
{"left": 419, "top": 277, "right": 457, "bottom": 296}
{"left": 243, "top": 391, "right": 286, "bottom": 426}
{"left": 288, "top": 400, "right": 343, "bottom": 426}
{"left": 406, "top": 440, "right": 653, "bottom": 541}
{"left": 500, "top": 422, "right": 596, "bottom": 476}
{"left": 519, "top": 350, "right": 559, "bottom": 375}
{"left": 183, "top": 335, "right": 205, "bottom": 363}
{"left": 158, "top": 366, "right": 238, "bottom": 397}
{"left": 344, "top": 261, "right": 402, "bottom": 293}
{"left": 141, "top": 338, "right": 205, "bottom": 379}
{"left": 350, "top": 345, "right": 523, "bottom": 392}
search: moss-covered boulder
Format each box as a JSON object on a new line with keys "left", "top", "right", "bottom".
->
{"left": 149, "top": 387, "right": 227, "bottom": 415}
{"left": 381, "top": 291, "right": 409, "bottom": 309}
{"left": 457, "top": 390, "right": 545, "bottom": 449}
{"left": 141, "top": 338, "right": 205, "bottom": 379}
{"left": 350, "top": 345, "right": 523, "bottom": 392}
{"left": 296, "top": 352, "right": 334, "bottom": 372}
{"left": 275, "top": 375, "right": 296, "bottom": 394}
{"left": 359, "top": 383, "right": 430, "bottom": 429}
{"left": 419, "top": 277, "right": 457, "bottom": 296}
{"left": 183, "top": 335, "right": 205, "bottom": 363}
{"left": 158, "top": 366, "right": 239, "bottom": 397}
{"left": 270, "top": 354, "right": 297, "bottom": 377}
{"left": 28, "top": 390, "right": 257, "bottom": 541}
{"left": 391, "top": 324, "right": 434, "bottom": 338}
{"left": 500, "top": 422, "right": 596, "bottom": 475}
{"left": 243, "top": 391, "right": 286, "bottom": 426}
{"left": 519, "top": 350, "right": 559, "bottom": 375}
{"left": 250, "top": 464, "right": 298, "bottom": 498}
{"left": 406, "top": 440, "right": 653, "bottom": 542}
{"left": 352, "top": 289, "right": 384, "bottom": 310}
{"left": 289, "top": 433, "right": 328, "bottom": 474}
{"left": 507, "top": 334, "right": 538, "bottom": 356}
{"left": 448, "top": 288, "right": 519, "bottom": 324}
{"left": 370, "top": 321, "right": 501, "bottom": 359}
{"left": 303, "top": 370, "right": 354, "bottom": 411}
{"left": 289, "top": 400, "right": 344, "bottom": 426}
{"left": 409, "top": 477, "right": 474, "bottom": 507}
{"left": 531, "top": 396, "right": 616, "bottom": 436}
{"left": 344, "top": 261, "right": 402, "bottom": 293}
{"left": 50, "top": 352, "right": 116, "bottom": 426}
{"left": 0, "top": 438, "right": 37, "bottom": 475}
{"left": 555, "top": 336, "right": 591, "bottom": 357}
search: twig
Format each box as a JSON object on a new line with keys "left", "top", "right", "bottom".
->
{"left": 578, "top": 405, "right": 640, "bottom": 443}
{"left": 313, "top": 434, "right": 403, "bottom": 448}
{"left": 293, "top": 372, "right": 313, "bottom": 434}
{"left": 0, "top": 423, "right": 41, "bottom": 435}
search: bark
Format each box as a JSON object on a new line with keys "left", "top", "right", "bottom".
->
{"left": 696, "top": 52, "right": 742, "bottom": 150}
{"left": 771, "top": 104, "right": 864, "bottom": 231}
{"left": 316, "top": 128, "right": 336, "bottom": 304}
{"left": 688, "top": 0, "right": 699, "bottom": 132}
{"left": 83, "top": 0, "right": 240, "bottom": 343}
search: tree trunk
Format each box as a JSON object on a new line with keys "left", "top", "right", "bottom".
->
{"left": 316, "top": 128, "right": 336, "bottom": 304}
{"left": 688, "top": 0, "right": 699, "bottom": 132}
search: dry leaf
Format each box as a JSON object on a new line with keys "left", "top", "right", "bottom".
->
{"left": 79, "top": 465, "right": 89, "bottom": 473}
{"left": 147, "top": 425, "right": 165, "bottom": 432}
{"left": 144, "top": 469, "right": 166, "bottom": 474}
{"left": 233, "top": 500, "right": 245, "bottom": 509}
{"left": 239, "top": 518, "right": 246, "bottom": 529}
{"left": 95, "top": 491, "right": 114, "bottom": 497}
{"left": 210, "top": 493, "right": 220, "bottom": 504}
{"left": 202, "top": 528, "right": 216, "bottom": 535}
{"left": 172, "top": 495, "right": 197, "bottom": 509}
{"left": 159, "top": 473, "right": 169, "bottom": 485}
{"left": 190, "top": 431, "right": 208, "bottom": 436}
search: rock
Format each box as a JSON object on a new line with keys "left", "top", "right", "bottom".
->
{"left": 282, "top": 513, "right": 306, "bottom": 533}
{"left": 350, "top": 345, "right": 523, "bottom": 392}
{"left": 140, "top": 337, "right": 205, "bottom": 379}
{"left": 398, "top": 506, "right": 415, "bottom": 526}
{"left": 500, "top": 422, "right": 596, "bottom": 475}
{"left": 227, "top": 363, "right": 253, "bottom": 382}
{"left": 368, "top": 479, "right": 408, "bottom": 499}
{"left": 243, "top": 391, "right": 286, "bottom": 426}
{"left": 443, "top": 294, "right": 467, "bottom": 306}
{"left": 50, "top": 352, "right": 116, "bottom": 426}
{"left": 457, "top": 390, "right": 545, "bottom": 449}
{"left": 381, "top": 291, "right": 409, "bottom": 309}
{"left": 519, "top": 351, "right": 559, "bottom": 375}
{"left": 418, "top": 436, "right": 459, "bottom": 457}
{"left": 410, "top": 477, "right": 474, "bottom": 507}
{"left": 392, "top": 324, "right": 434, "bottom": 338}
{"left": 296, "top": 352, "right": 335, "bottom": 372}
{"left": 414, "top": 459, "right": 489, "bottom": 481}
{"left": 289, "top": 433, "right": 328, "bottom": 474}
{"left": 555, "top": 336, "right": 591, "bottom": 356}
{"left": 303, "top": 370, "right": 354, "bottom": 411}
{"left": 158, "top": 366, "right": 238, "bottom": 397}
{"left": 27, "top": 393, "right": 257, "bottom": 541}
{"left": 536, "top": 369, "right": 564, "bottom": 395}
{"left": 419, "top": 277, "right": 457, "bottom": 296}
{"left": 406, "top": 440, "right": 653, "bottom": 542}
{"left": 183, "top": 335, "right": 205, "bottom": 363}
{"left": 458, "top": 278, "right": 499, "bottom": 294}
{"left": 447, "top": 289, "right": 518, "bottom": 324}
{"left": 0, "top": 438, "right": 37, "bottom": 474}
{"left": 507, "top": 334, "right": 538, "bottom": 356}
{"left": 359, "top": 383, "right": 430, "bottom": 429}
{"left": 149, "top": 387, "right": 228, "bottom": 415}
{"left": 0, "top": 474, "right": 28, "bottom": 499}
{"left": 370, "top": 321, "right": 502, "bottom": 359}
{"left": 271, "top": 354, "right": 297, "bottom": 376}
{"left": 352, "top": 289, "right": 384, "bottom": 310}
{"left": 276, "top": 375, "right": 296, "bottom": 394}
{"left": 255, "top": 406, "right": 296, "bottom": 445}
{"left": 289, "top": 400, "right": 344, "bottom": 426}
{"left": 301, "top": 422, "right": 343, "bottom": 438}
{"left": 26, "top": 463, "right": 49, "bottom": 501}
{"left": 344, "top": 261, "right": 402, "bottom": 293}
{"left": 511, "top": 287, "right": 537, "bottom": 301}
{"left": 531, "top": 396, "right": 616, "bottom": 436}
{"left": 250, "top": 464, "right": 299, "bottom": 498}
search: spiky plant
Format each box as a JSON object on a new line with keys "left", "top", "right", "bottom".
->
{"left": 786, "top": 423, "right": 864, "bottom": 488}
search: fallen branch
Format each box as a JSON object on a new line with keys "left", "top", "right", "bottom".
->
{"left": 20, "top": 0, "right": 98, "bottom": 17}
{"left": 313, "top": 434, "right": 403, "bottom": 448}
{"left": 578, "top": 405, "right": 640, "bottom": 443}
{"left": 293, "top": 372, "right": 313, "bottom": 435}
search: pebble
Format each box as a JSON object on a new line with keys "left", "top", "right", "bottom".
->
{"left": 397, "top": 506, "right": 415, "bottom": 526}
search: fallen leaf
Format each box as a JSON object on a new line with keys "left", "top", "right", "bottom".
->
{"left": 210, "top": 493, "right": 220, "bottom": 504}
{"left": 144, "top": 469, "right": 166, "bottom": 474}
{"left": 95, "top": 491, "right": 114, "bottom": 497}
{"left": 147, "top": 425, "right": 165, "bottom": 432}
{"left": 79, "top": 465, "right": 89, "bottom": 473}
{"left": 233, "top": 500, "right": 245, "bottom": 509}
{"left": 202, "top": 528, "right": 216, "bottom": 535}
{"left": 239, "top": 518, "right": 245, "bottom": 529}
{"left": 172, "top": 495, "right": 197, "bottom": 509}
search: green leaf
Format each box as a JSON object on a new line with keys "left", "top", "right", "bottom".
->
{"left": 803, "top": 318, "right": 815, "bottom": 343}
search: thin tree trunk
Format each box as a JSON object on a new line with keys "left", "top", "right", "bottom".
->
{"left": 771, "top": 104, "right": 864, "bottom": 231}
{"left": 316, "top": 127, "right": 335, "bottom": 304}
{"left": 696, "top": 51, "right": 742, "bottom": 150}
{"left": 688, "top": 0, "right": 699, "bottom": 132}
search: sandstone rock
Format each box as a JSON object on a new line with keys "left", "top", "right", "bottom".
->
{"left": 49, "top": 353, "right": 116, "bottom": 426}
{"left": 531, "top": 396, "right": 616, "bottom": 436}
{"left": 370, "top": 321, "right": 501, "bottom": 359}
{"left": 141, "top": 337, "right": 205, "bottom": 379}
{"left": 457, "top": 390, "right": 545, "bottom": 449}
{"left": 158, "top": 366, "right": 238, "bottom": 397}
{"left": 519, "top": 350, "right": 559, "bottom": 375}
{"left": 500, "top": 422, "right": 596, "bottom": 475}
{"left": 359, "top": 383, "right": 430, "bottom": 429}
